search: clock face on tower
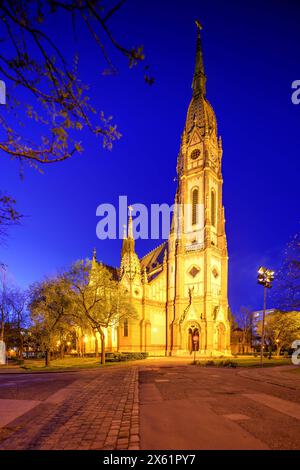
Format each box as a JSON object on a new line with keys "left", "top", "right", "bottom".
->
{"left": 191, "top": 149, "right": 201, "bottom": 160}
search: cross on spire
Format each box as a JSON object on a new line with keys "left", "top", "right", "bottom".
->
{"left": 195, "top": 19, "right": 202, "bottom": 30}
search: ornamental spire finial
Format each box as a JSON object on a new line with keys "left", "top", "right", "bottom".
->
{"left": 195, "top": 19, "right": 202, "bottom": 30}
{"left": 192, "top": 20, "right": 206, "bottom": 96}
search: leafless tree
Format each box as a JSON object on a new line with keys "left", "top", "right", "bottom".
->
{"left": 0, "top": 1, "right": 152, "bottom": 237}
{"left": 273, "top": 230, "right": 300, "bottom": 312}
{"left": 0, "top": 268, "right": 9, "bottom": 342}
{"left": 9, "top": 287, "right": 28, "bottom": 358}
{"left": 0, "top": 194, "right": 22, "bottom": 241}
{"left": 236, "top": 306, "right": 254, "bottom": 353}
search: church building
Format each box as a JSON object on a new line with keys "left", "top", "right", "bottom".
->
{"left": 88, "top": 25, "right": 231, "bottom": 357}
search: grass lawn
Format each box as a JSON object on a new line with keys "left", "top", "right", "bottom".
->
{"left": 284, "top": 367, "right": 300, "bottom": 375}
{"left": 21, "top": 356, "right": 111, "bottom": 372}
{"left": 193, "top": 356, "right": 292, "bottom": 368}
{"left": 1, "top": 355, "right": 294, "bottom": 373}
{"left": 233, "top": 357, "right": 291, "bottom": 367}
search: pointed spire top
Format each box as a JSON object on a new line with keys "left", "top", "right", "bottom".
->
{"left": 128, "top": 205, "right": 134, "bottom": 240}
{"left": 92, "top": 247, "right": 97, "bottom": 261}
{"left": 195, "top": 19, "right": 202, "bottom": 31}
{"left": 192, "top": 20, "right": 206, "bottom": 96}
{"left": 121, "top": 206, "right": 136, "bottom": 258}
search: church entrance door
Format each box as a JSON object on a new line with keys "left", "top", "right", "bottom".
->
{"left": 188, "top": 327, "right": 200, "bottom": 353}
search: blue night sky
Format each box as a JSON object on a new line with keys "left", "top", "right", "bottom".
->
{"left": 1, "top": 0, "right": 300, "bottom": 314}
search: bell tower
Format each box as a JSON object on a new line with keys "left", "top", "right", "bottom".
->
{"left": 167, "top": 22, "right": 231, "bottom": 356}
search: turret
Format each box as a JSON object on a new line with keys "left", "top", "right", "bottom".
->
{"left": 120, "top": 206, "right": 141, "bottom": 285}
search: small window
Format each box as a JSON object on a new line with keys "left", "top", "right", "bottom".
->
{"left": 211, "top": 190, "right": 216, "bottom": 227}
{"left": 192, "top": 188, "right": 199, "bottom": 225}
{"left": 123, "top": 319, "right": 128, "bottom": 337}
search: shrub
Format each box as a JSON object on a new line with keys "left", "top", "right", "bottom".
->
{"left": 205, "top": 360, "right": 215, "bottom": 367}
{"left": 105, "top": 352, "right": 121, "bottom": 362}
{"left": 218, "top": 360, "right": 238, "bottom": 368}
{"left": 118, "top": 352, "right": 149, "bottom": 362}
{"left": 104, "top": 352, "right": 149, "bottom": 362}
{"left": 191, "top": 360, "right": 215, "bottom": 366}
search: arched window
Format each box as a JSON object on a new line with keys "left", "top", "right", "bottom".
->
{"left": 123, "top": 319, "right": 128, "bottom": 337}
{"left": 192, "top": 188, "right": 199, "bottom": 225}
{"left": 211, "top": 190, "right": 216, "bottom": 227}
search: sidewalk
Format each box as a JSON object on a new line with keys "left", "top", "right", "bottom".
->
{"left": 237, "top": 365, "right": 300, "bottom": 390}
{"left": 0, "top": 366, "right": 140, "bottom": 450}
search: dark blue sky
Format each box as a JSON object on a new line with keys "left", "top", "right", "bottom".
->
{"left": 1, "top": 0, "right": 300, "bottom": 314}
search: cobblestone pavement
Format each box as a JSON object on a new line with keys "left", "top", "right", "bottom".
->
{"left": 0, "top": 362, "right": 300, "bottom": 450}
{"left": 0, "top": 366, "right": 139, "bottom": 450}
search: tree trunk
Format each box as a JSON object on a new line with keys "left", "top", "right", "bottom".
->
{"left": 100, "top": 331, "right": 105, "bottom": 365}
{"left": 276, "top": 344, "right": 281, "bottom": 357}
{"left": 18, "top": 334, "right": 24, "bottom": 360}
{"left": 94, "top": 334, "right": 99, "bottom": 358}
{"left": 60, "top": 344, "right": 64, "bottom": 359}
{"left": 0, "top": 319, "right": 4, "bottom": 342}
{"left": 45, "top": 349, "right": 51, "bottom": 367}
{"left": 76, "top": 335, "right": 80, "bottom": 357}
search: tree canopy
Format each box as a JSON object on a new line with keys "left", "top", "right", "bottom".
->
{"left": 0, "top": 0, "right": 151, "bottom": 239}
{"left": 66, "top": 259, "right": 137, "bottom": 363}
{"left": 273, "top": 231, "right": 300, "bottom": 312}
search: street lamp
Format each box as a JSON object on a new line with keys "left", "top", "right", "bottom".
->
{"left": 275, "top": 338, "right": 280, "bottom": 357}
{"left": 257, "top": 266, "right": 275, "bottom": 367}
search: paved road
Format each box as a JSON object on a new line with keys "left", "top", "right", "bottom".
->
{"left": 0, "top": 362, "right": 299, "bottom": 450}
{"left": 139, "top": 363, "right": 300, "bottom": 450}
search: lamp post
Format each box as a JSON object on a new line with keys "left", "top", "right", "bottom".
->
{"left": 275, "top": 338, "right": 280, "bottom": 357}
{"left": 0, "top": 265, "right": 7, "bottom": 365}
{"left": 257, "top": 266, "right": 275, "bottom": 367}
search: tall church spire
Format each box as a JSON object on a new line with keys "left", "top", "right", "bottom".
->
{"left": 120, "top": 205, "right": 141, "bottom": 284}
{"left": 192, "top": 20, "right": 206, "bottom": 96}
{"left": 128, "top": 206, "right": 134, "bottom": 240}
{"left": 121, "top": 206, "right": 135, "bottom": 257}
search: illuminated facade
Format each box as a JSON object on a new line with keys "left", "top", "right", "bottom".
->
{"left": 87, "top": 26, "right": 231, "bottom": 357}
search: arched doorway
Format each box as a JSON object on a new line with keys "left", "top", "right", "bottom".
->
{"left": 188, "top": 326, "right": 200, "bottom": 353}
{"left": 217, "top": 323, "right": 226, "bottom": 351}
